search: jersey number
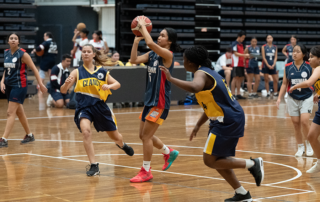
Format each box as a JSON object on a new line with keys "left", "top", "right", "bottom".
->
{"left": 269, "top": 56, "right": 272, "bottom": 61}
{"left": 7, "top": 68, "right": 11, "bottom": 75}
{"left": 149, "top": 73, "right": 151, "bottom": 82}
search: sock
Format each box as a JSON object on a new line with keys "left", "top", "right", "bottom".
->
{"left": 235, "top": 186, "right": 247, "bottom": 195}
{"left": 91, "top": 163, "right": 97, "bottom": 165}
{"left": 143, "top": 161, "right": 151, "bottom": 172}
{"left": 245, "top": 159, "right": 255, "bottom": 169}
{"left": 298, "top": 144, "right": 305, "bottom": 148}
{"left": 1, "top": 137, "right": 7, "bottom": 141}
{"left": 162, "top": 145, "right": 170, "bottom": 155}
{"left": 28, "top": 133, "right": 33, "bottom": 137}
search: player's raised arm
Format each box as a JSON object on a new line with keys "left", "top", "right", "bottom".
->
{"left": 61, "top": 69, "right": 77, "bottom": 94}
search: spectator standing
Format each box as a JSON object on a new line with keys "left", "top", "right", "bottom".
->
{"left": 72, "top": 28, "right": 89, "bottom": 67}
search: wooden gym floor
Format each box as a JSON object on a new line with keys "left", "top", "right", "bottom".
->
{"left": 0, "top": 93, "right": 320, "bottom": 202}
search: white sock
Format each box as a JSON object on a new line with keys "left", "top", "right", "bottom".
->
{"left": 245, "top": 159, "right": 255, "bottom": 169}
{"left": 235, "top": 186, "right": 247, "bottom": 195}
{"left": 2, "top": 137, "right": 7, "bottom": 141}
{"left": 162, "top": 145, "right": 170, "bottom": 155}
{"left": 143, "top": 161, "right": 151, "bottom": 172}
{"left": 298, "top": 144, "right": 305, "bottom": 149}
{"left": 28, "top": 133, "right": 33, "bottom": 137}
{"left": 91, "top": 162, "right": 97, "bottom": 165}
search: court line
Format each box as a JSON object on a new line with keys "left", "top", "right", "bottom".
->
{"left": 25, "top": 153, "right": 311, "bottom": 193}
{"left": 7, "top": 139, "right": 319, "bottom": 161}
{"left": 253, "top": 191, "right": 313, "bottom": 201}
{"left": 0, "top": 104, "right": 280, "bottom": 121}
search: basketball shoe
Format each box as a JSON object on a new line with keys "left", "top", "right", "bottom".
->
{"left": 305, "top": 140, "right": 314, "bottom": 156}
{"left": 307, "top": 162, "right": 320, "bottom": 174}
{"left": 116, "top": 143, "right": 134, "bottom": 156}
{"left": 162, "top": 148, "right": 179, "bottom": 171}
{"left": 0, "top": 138, "right": 8, "bottom": 148}
{"left": 225, "top": 191, "right": 252, "bottom": 202}
{"left": 86, "top": 163, "right": 100, "bottom": 176}
{"left": 130, "top": 167, "right": 153, "bottom": 183}
{"left": 248, "top": 157, "right": 264, "bottom": 186}
{"left": 21, "top": 134, "right": 35, "bottom": 144}
{"left": 295, "top": 144, "right": 305, "bottom": 157}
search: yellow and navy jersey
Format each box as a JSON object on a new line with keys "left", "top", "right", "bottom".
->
{"left": 74, "top": 65, "right": 112, "bottom": 109}
{"left": 195, "top": 66, "right": 245, "bottom": 125}
{"left": 314, "top": 76, "right": 320, "bottom": 96}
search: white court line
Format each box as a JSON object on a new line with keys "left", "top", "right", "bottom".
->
{"left": 253, "top": 191, "right": 314, "bottom": 201}
{"left": 0, "top": 153, "right": 28, "bottom": 157}
{"left": 24, "top": 153, "right": 312, "bottom": 194}
{"left": 0, "top": 104, "right": 280, "bottom": 121}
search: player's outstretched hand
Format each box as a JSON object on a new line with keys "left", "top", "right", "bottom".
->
{"left": 137, "top": 16, "right": 152, "bottom": 27}
{"left": 276, "top": 98, "right": 281, "bottom": 110}
{"left": 190, "top": 125, "right": 200, "bottom": 141}
{"left": 0, "top": 82, "right": 5, "bottom": 94}
{"left": 101, "top": 84, "right": 111, "bottom": 91}
{"left": 159, "top": 65, "right": 172, "bottom": 81}
{"left": 39, "top": 83, "right": 48, "bottom": 93}
{"left": 314, "top": 94, "right": 319, "bottom": 104}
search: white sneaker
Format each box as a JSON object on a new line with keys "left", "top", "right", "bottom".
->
{"left": 307, "top": 162, "right": 320, "bottom": 173}
{"left": 240, "top": 88, "right": 245, "bottom": 93}
{"left": 306, "top": 140, "right": 314, "bottom": 156}
{"left": 46, "top": 94, "right": 53, "bottom": 107}
{"left": 295, "top": 145, "right": 305, "bottom": 157}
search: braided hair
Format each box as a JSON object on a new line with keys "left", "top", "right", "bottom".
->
{"left": 184, "top": 46, "right": 213, "bottom": 69}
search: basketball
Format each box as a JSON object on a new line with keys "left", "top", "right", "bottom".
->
{"left": 131, "top": 16, "right": 152, "bottom": 37}
{"left": 77, "top": 22, "right": 86, "bottom": 31}
{"left": 36, "top": 49, "right": 44, "bottom": 56}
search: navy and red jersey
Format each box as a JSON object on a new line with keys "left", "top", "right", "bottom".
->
{"left": 50, "top": 63, "right": 70, "bottom": 93}
{"left": 248, "top": 45, "right": 260, "bottom": 68}
{"left": 231, "top": 40, "right": 244, "bottom": 67}
{"left": 3, "top": 48, "right": 27, "bottom": 88}
{"left": 263, "top": 44, "right": 277, "bottom": 67}
{"left": 285, "top": 44, "right": 294, "bottom": 64}
{"left": 144, "top": 51, "right": 174, "bottom": 109}
{"left": 285, "top": 61, "right": 313, "bottom": 100}
{"left": 36, "top": 38, "right": 58, "bottom": 71}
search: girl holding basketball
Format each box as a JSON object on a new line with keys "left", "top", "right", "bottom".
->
{"left": 277, "top": 43, "right": 314, "bottom": 157}
{"left": 289, "top": 46, "right": 320, "bottom": 173}
{"left": 60, "top": 44, "right": 134, "bottom": 176}
{"left": 129, "top": 16, "right": 180, "bottom": 182}
{"left": 0, "top": 33, "right": 47, "bottom": 148}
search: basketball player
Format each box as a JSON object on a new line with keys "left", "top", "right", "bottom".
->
{"left": 72, "top": 28, "right": 89, "bottom": 67}
{"left": 289, "top": 46, "right": 320, "bottom": 173}
{"left": 282, "top": 35, "right": 297, "bottom": 64}
{"left": 31, "top": 32, "right": 58, "bottom": 84}
{"left": 89, "top": 30, "right": 109, "bottom": 53}
{"left": 60, "top": 44, "right": 134, "bottom": 176}
{"left": 129, "top": 16, "right": 180, "bottom": 182}
{"left": 277, "top": 43, "right": 314, "bottom": 157}
{"left": 262, "top": 35, "right": 278, "bottom": 97}
{"left": 244, "top": 37, "right": 260, "bottom": 98}
{"left": 160, "top": 46, "right": 264, "bottom": 202}
{"left": 0, "top": 33, "right": 47, "bottom": 148}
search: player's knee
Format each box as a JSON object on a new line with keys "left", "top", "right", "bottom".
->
{"left": 140, "top": 133, "right": 151, "bottom": 142}
{"left": 82, "top": 129, "right": 92, "bottom": 139}
{"left": 7, "top": 110, "right": 16, "bottom": 118}
{"left": 301, "top": 119, "right": 309, "bottom": 128}
{"left": 54, "top": 100, "right": 64, "bottom": 108}
{"left": 203, "top": 154, "right": 216, "bottom": 168}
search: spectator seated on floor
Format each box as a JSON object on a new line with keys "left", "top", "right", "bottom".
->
{"left": 214, "top": 47, "right": 233, "bottom": 88}
{"left": 112, "top": 51, "right": 124, "bottom": 66}
{"left": 46, "top": 54, "right": 72, "bottom": 108}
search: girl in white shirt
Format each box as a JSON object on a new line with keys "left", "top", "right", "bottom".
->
{"left": 89, "top": 30, "right": 109, "bottom": 53}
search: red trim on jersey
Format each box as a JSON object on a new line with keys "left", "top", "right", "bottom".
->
{"left": 285, "top": 62, "right": 293, "bottom": 67}
{"left": 287, "top": 83, "right": 291, "bottom": 92}
{"left": 157, "top": 71, "right": 166, "bottom": 108}
{"left": 306, "top": 61, "right": 310, "bottom": 65}
{"left": 5, "top": 49, "right": 9, "bottom": 51}
{"left": 20, "top": 48, "right": 26, "bottom": 52}
{"left": 263, "top": 44, "right": 266, "bottom": 47}
{"left": 310, "top": 86, "right": 314, "bottom": 91}
{"left": 20, "top": 63, "right": 27, "bottom": 88}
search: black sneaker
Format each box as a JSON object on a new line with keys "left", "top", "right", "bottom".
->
{"left": 273, "top": 92, "right": 278, "bottom": 97}
{"left": 233, "top": 95, "right": 238, "bottom": 100}
{"left": 0, "top": 138, "right": 8, "bottom": 148}
{"left": 86, "top": 163, "right": 100, "bottom": 176}
{"left": 248, "top": 157, "right": 264, "bottom": 186}
{"left": 225, "top": 191, "right": 252, "bottom": 202}
{"left": 236, "top": 95, "right": 247, "bottom": 99}
{"left": 21, "top": 134, "right": 35, "bottom": 144}
{"left": 253, "top": 93, "right": 260, "bottom": 98}
{"left": 248, "top": 94, "right": 254, "bottom": 99}
{"left": 117, "top": 143, "right": 134, "bottom": 156}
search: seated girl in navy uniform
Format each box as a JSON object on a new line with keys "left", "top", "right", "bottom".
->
{"left": 160, "top": 46, "right": 264, "bottom": 202}
{"left": 0, "top": 33, "right": 47, "bottom": 148}
{"left": 60, "top": 44, "right": 134, "bottom": 176}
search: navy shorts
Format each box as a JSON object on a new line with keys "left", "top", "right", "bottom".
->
{"left": 204, "top": 115, "right": 245, "bottom": 157}
{"left": 246, "top": 65, "right": 259, "bottom": 74}
{"left": 5, "top": 85, "right": 27, "bottom": 104}
{"left": 262, "top": 65, "right": 277, "bottom": 75}
{"left": 74, "top": 101, "right": 117, "bottom": 132}
{"left": 313, "top": 102, "right": 320, "bottom": 125}
{"left": 139, "top": 106, "right": 169, "bottom": 125}
{"left": 50, "top": 91, "right": 70, "bottom": 101}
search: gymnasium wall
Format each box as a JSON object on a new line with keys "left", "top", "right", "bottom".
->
{"left": 34, "top": 6, "right": 99, "bottom": 63}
